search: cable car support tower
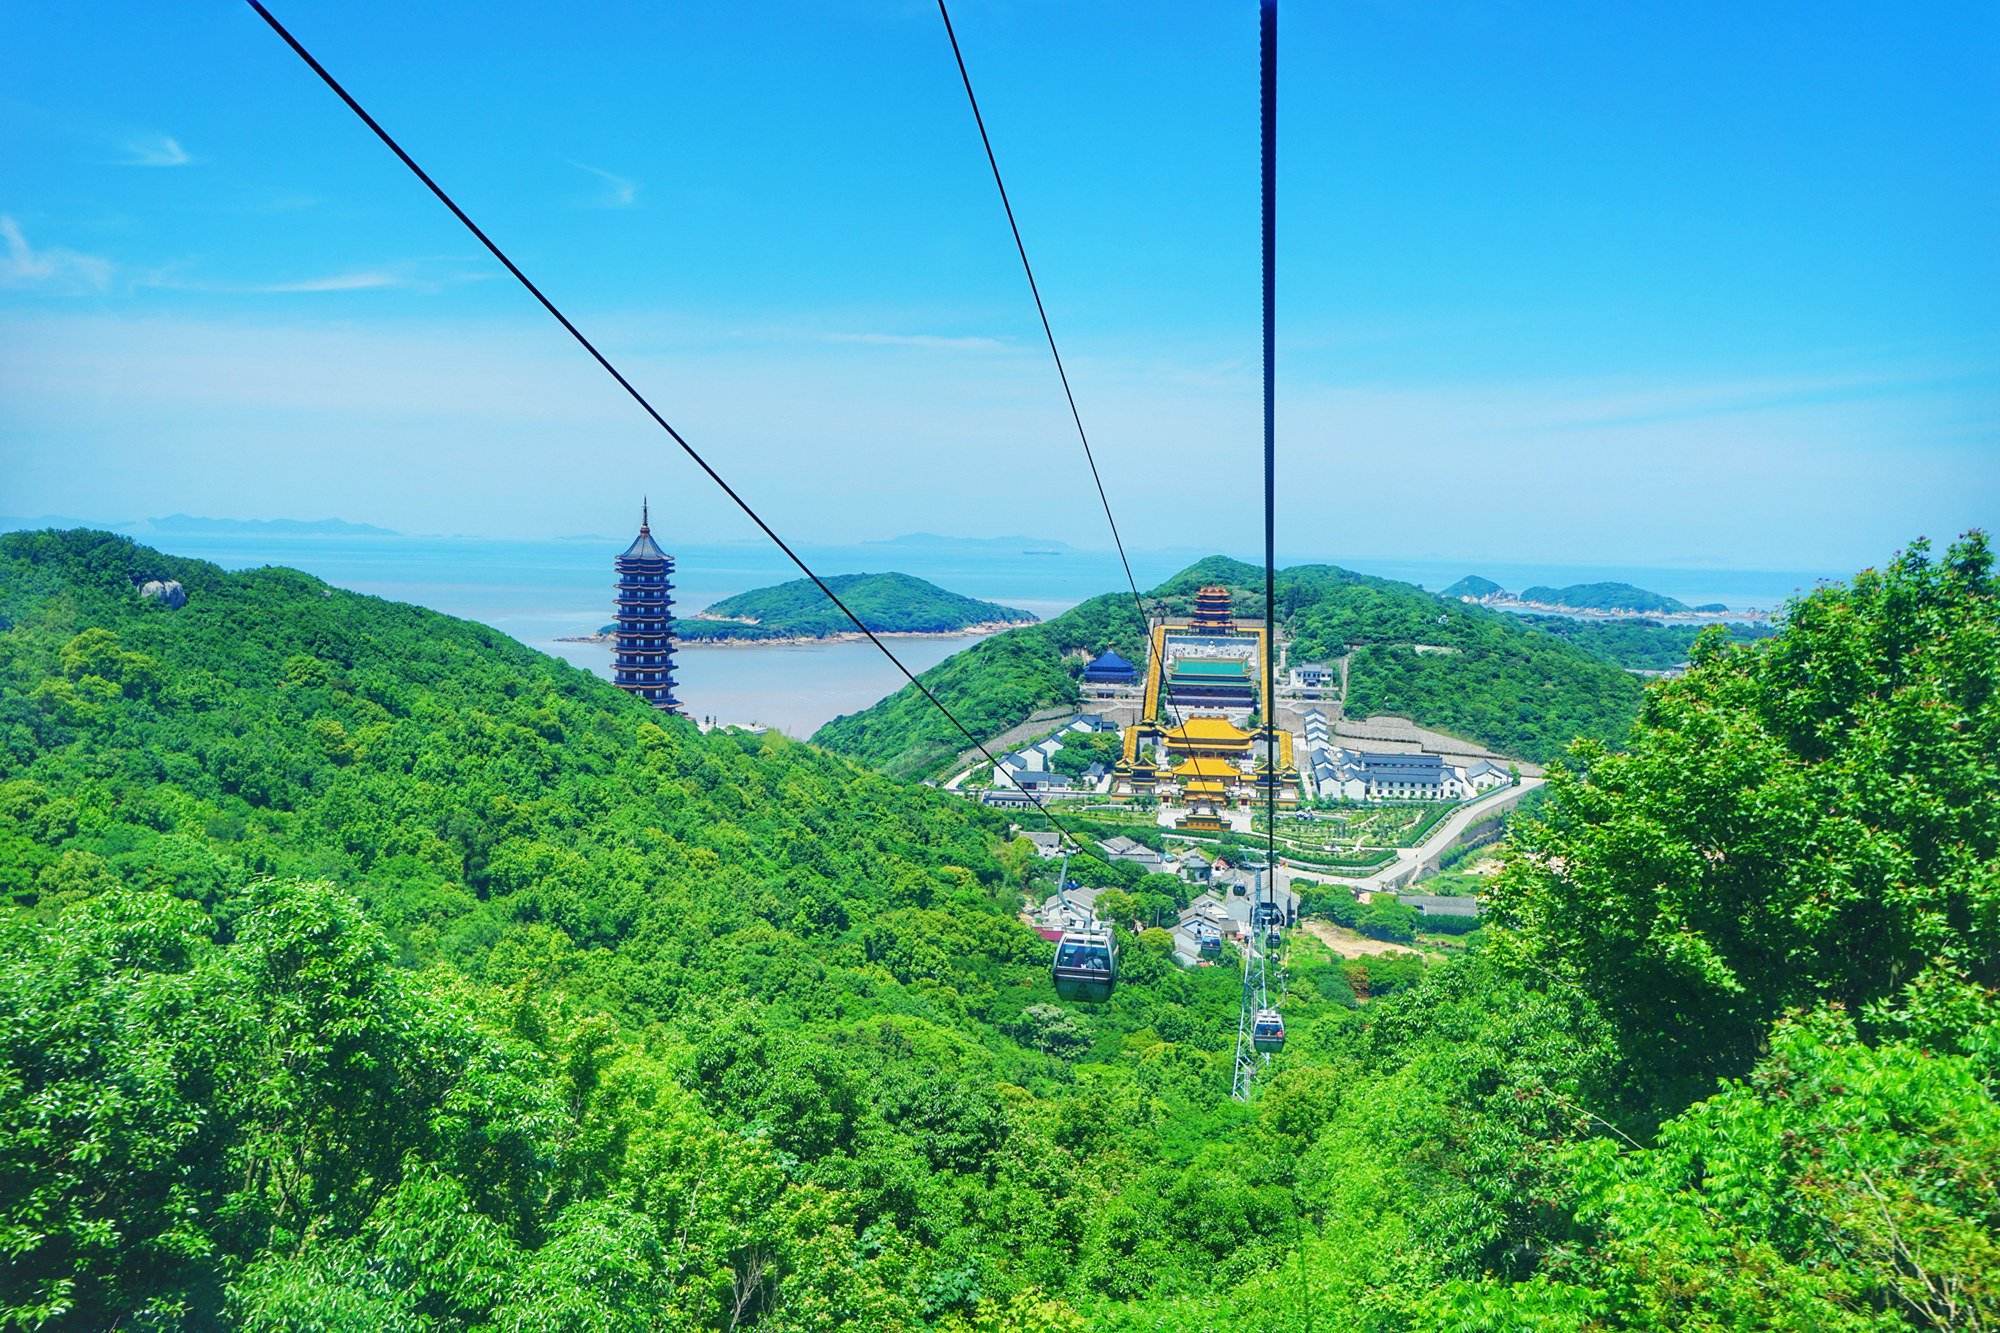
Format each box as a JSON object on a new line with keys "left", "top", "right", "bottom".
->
{"left": 1233, "top": 0, "right": 1281, "bottom": 1103}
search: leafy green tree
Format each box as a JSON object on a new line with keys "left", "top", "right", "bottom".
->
{"left": 1425, "top": 1008, "right": 2000, "bottom": 1332}
{"left": 1490, "top": 534, "right": 2000, "bottom": 1121}
{"left": 1093, "top": 889, "right": 1137, "bottom": 926}
{"left": 1007, "top": 1004, "right": 1092, "bottom": 1060}
{"left": 1358, "top": 897, "right": 1419, "bottom": 943}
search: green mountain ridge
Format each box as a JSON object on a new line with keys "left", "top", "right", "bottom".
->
{"left": 684, "top": 571, "right": 1036, "bottom": 642}
{"left": 813, "top": 555, "right": 1648, "bottom": 778}
{"left": 2, "top": 528, "right": 1995, "bottom": 1331}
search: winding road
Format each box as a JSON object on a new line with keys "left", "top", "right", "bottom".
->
{"left": 1276, "top": 777, "right": 1543, "bottom": 894}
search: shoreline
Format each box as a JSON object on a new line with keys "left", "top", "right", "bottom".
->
{"left": 1488, "top": 599, "right": 1772, "bottom": 625}
{"left": 555, "top": 619, "right": 1031, "bottom": 648}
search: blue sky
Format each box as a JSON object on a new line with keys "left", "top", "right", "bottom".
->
{"left": 2, "top": 0, "right": 1995, "bottom": 571}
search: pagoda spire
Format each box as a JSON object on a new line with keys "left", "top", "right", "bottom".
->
{"left": 641, "top": 496, "right": 650, "bottom": 531}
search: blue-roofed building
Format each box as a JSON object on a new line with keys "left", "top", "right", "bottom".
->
{"left": 1082, "top": 649, "right": 1139, "bottom": 686}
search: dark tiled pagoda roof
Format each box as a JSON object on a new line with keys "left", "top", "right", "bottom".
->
{"left": 620, "top": 525, "right": 669, "bottom": 562}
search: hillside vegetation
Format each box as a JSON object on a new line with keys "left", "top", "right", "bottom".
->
{"left": 685, "top": 571, "right": 1035, "bottom": 642}
{"left": 2, "top": 529, "right": 1996, "bottom": 1331}
{"left": 809, "top": 590, "right": 1152, "bottom": 779}
{"left": 1517, "top": 580, "right": 1688, "bottom": 612}
{"left": 1513, "top": 612, "right": 1777, "bottom": 671}
{"left": 815, "top": 556, "right": 1645, "bottom": 776}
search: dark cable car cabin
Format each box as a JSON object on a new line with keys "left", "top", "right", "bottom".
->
{"left": 1252, "top": 1007, "right": 1286, "bottom": 1053}
{"left": 1265, "top": 925, "right": 1282, "bottom": 950}
{"left": 1196, "top": 924, "right": 1222, "bottom": 959}
{"left": 1052, "top": 926, "right": 1118, "bottom": 1000}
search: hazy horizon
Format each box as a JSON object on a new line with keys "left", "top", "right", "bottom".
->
{"left": 0, "top": 507, "right": 1885, "bottom": 582}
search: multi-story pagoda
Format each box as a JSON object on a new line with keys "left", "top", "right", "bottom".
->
{"left": 612, "top": 500, "right": 678, "bottom": 712}
{"left": 1190, "top": 584, "right": 1234, "bottom": 631}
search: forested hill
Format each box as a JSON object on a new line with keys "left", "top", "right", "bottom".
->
{"left": 684, "top": 571, "right": 1036, "bottom": 641}
{"left": 1516, "top": 612, "right": 1777, "bottom": 671}
{"left": 2, "top": 528, "right": 1997, "bottom": 1329}
{"left": 813, "top": 556, "right": 1646, "bottom": 778}
{"left": 1439, "top": 573, "right": 1504, "bottom": 599}
{"left": 1517, "top": 579, "right": 1689, "bottom": 612}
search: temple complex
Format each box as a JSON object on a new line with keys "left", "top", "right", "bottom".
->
{"left": 611, "top": 501, "right": 679, "bottom": 712}
{"left": 1113, "top": 584, "right": 1299, "bottom": 811}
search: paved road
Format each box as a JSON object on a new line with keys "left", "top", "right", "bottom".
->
{"left": 1276, "top": 777, "right": 1544, "bottom": 895}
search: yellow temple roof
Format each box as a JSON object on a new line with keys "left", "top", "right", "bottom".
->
{"left": 1172, "top": 757, "right": 1239, "bottom": 780}
{"left": 1184, "top": 778, "right": 1229, "bottom": 798}
{"left": 1164, "top": 716, "right": 1253, "bottom": 745}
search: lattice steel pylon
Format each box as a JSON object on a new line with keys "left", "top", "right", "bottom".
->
{"left": 1232, "top": 868, "right": 1274, "bottom": 1101}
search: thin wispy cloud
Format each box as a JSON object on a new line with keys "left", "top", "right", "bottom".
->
{"left": 571, "top": 162, "right": 638, "bottom": 208}
{"left": 254, "top": 271, "right": 409, "bottom": 294}
{"left": 0, "top": 216, "right": 112, "bottom": 291}
{"left": 136, "top": 263, "right": 493, "bottom": 296}
{"left": 118, "top": 135, "right": 192, "bottom": 167}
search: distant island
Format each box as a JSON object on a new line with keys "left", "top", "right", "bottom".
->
{"left": 1439, "top": 574, "right": 1506, "bottom": 601}
{"left": 1444, "top": 575, "right": 1762, "bottom": 622}
{"left": 1518, "top": 581, "right": 1690, "bottom": 614}
{"left": 567, "top": 572, "right": 1038, "bottom": 645}
{"left": 141, "top": 514, "right": 400, "bottom": 537}
{"left": 1, "top": 514, "right": 403, "bottom": 539}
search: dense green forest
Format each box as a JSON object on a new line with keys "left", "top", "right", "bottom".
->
{"left": 815, "top": 557, "right": 1645, "bottom": 777}
{"left": 1511, "top": 612, "right": 1777, "bottom": 671}
{"left": 683, "top": 572, "right": 1035, "bottom": 642}
{"left": 2, "top": 529, "right": 1995, "bottom": 1330}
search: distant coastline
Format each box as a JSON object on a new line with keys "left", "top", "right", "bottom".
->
{"left": 1442, "top": 574, "right": 1773, "bottom": 624}
{"left": 1492, "top": 598, "right": 1770, "bottom": 625}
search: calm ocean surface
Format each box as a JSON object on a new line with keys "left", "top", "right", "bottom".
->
{"left": 63, "top": 529, "right": 1841, "bottom": 737}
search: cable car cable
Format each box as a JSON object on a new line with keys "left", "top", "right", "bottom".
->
{"left": 242, "top": 0, "right": 1128, "bottom": 882}
{"left": 1260, "top": 0, "right": 1278, "bottom": 900}
{"left": 1233, "top": 0, "right": 1283, "bottom": 1102}
{"left": 934, "top": 0, "right": 1185, "bottom": 729}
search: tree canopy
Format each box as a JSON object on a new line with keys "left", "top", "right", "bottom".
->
{"left": 1, "top": 528, "right": 1995, "bottom": 1331}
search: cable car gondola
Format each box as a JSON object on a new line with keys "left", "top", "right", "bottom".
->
{"left": 1052, "top": 925, "right": 1118, "bottom": 1001}
{"left": 1251, "top": 1007, "right": 1286, "bottom": 1053}
{"left": 1196, "top": 923, "right": 1223, "bottom": 959}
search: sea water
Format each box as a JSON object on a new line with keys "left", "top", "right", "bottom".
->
{"left": 55, "top": 528, "right": 1839, "bottom": 736}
